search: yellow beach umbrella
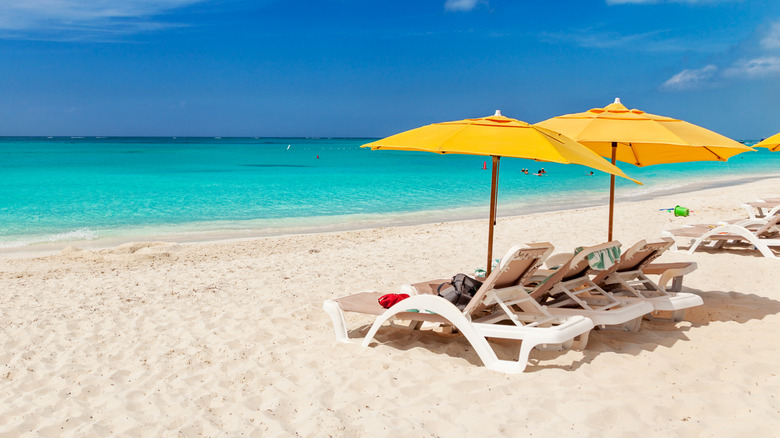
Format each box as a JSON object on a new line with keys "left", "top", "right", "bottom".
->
{"left": 755, "top": 133, "right": 780, "bottom": 151}
{"left": 363, "top": 110, "right": 639, "bottom": 276}
{"left": 537, "top": 99, "right": 754, "bottom": 240}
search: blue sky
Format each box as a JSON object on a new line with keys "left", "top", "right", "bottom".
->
{"left": 1, "top": 0, "right": 779, "bottom": 138}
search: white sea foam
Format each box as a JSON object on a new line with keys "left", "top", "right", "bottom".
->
{"left": 0, "top": 228, "right": 98, "bottom": 249}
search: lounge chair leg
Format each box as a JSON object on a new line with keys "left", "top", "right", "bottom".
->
{"left": 645, "top": 308, "right": 686, "bottom": 322}
{"left": 686, "top": 238, "right": 702, "bottom": 254}
{"left": 670, "top": 276, "right": 683, "bottom": 292}
{"left": 515, "top": 344, "right": 534, "bottom": 372}
{"left": 362, "top": 295, "right": 525, "bottom": 372}
{"left": 323, "top": 300, "right": 352, "bottom": 343}
{"left": 619, "top": 316, "right": 642, "bottom": 332}
{"left": 570, "top": 331, "right": 589, "bottom": 350}
{"left": 754, "top": 242, "right": 779, "bottom": 259}
{"left": 536, "top": 341, "right": 569, "bottom": 351}
{"left": 741, "top": 204, "right": 753, "bottom": 219}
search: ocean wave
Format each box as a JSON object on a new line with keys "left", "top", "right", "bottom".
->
{"left": 0, "top": 228, "right": 99, "bottom": 248}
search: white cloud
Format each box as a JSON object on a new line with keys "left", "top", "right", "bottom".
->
{"left": 540, "top": 28, "right": 730, "bottom": 53}
{"left": 444, "top": 0, "right": 485, "bottom": 12}
{"left": 724, "top": 57, "right": 780, "bottom": 78}
{"left": 660, "top": 16, "right": 780, "bottom": 90}
{"left": 661, "top": 65, "right": 718, "bottom": 90}
{"left": 544, "top": 29, "right": 675, "bottom": 51}
{"left": 0, "top": 0, "right": 205, "bottom": 40}
{"left": 761, "top": 21, "right": 780, "bottom": 50}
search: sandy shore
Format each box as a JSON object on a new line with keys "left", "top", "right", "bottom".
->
{"left": 1, "top": 177, "right": 780, "bottom": 436}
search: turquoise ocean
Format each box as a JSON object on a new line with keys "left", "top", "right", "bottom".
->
{"left": 1, "top": 137, "right": 777, "bottom": 251}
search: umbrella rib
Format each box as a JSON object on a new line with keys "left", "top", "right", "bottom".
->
{"left": 628, "top": 142, "right": 642, "bottom": 166}
{"left": 438, "top": 121, "right": 481, "bottom": 153}
{"left": 702, "top": 146, "right": 726, "bottom": 161}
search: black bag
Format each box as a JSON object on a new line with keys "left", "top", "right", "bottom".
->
{"left": 437, "top": 274, "right": 483, "bottom": 310}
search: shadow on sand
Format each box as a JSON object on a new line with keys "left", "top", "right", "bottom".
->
{"left": 677, "top": 242, "right": 780, "bottom": 259}
{"left": 348, "top": 288, "right": 780, "bottom": 373}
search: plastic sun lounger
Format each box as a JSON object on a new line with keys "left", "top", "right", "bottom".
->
{"left": 323, "top": 243, "right": 594, "bottom": 374}
{"left": 590, "top": 238, "right": 703, "bottom": 322}
{"left": 741, "top": 199, "right": 780, "bottom": 220}
{"left": 525, "top": 241, "right": 655, "bottom": 332}
{"left": 662, "top": 214, "right": 780, "bottom": 259}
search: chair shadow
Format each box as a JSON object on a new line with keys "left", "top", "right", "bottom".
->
{"left": 682, "top": 289, "right": 780, "bottom": 325}
{"left": 350, "top": 325, "right": 489, "bottom": 368}
{"left": 677, "top": 242, "right": 779, "bottom": 258}
{"left": 562, "top": 288, "right": 780, "bottom": 370}
{"left": 348, "top": 288, "right": 780, "bottom": 373}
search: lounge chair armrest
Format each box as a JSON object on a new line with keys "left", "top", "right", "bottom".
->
{"left": 720, "top": 218, "right": 769, "bottom": 227}
{"left": 641, "top": 262, "right": 697, "bottom": 291}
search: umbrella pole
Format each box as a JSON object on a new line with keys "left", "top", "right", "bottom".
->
{"left": 608, "top": 141, "right": 617, "bottom": 241}
{"left": 487, "top": 155, "right": 500, "bottom": 276}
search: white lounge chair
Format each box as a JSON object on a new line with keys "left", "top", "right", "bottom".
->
{"left": 526, "top": 241, "right": 655, "bottom": 332}
{"left": 741, "top": 199, "right": 780, "bottom": 220}
{"left": 590, "top": 238, "right": 703, "bottom": 321}
{"left": 663, "top": 214, "right": 780, "bottom": 259}
{"left": 323, "top": 243, "right": 594, "bottom": 374}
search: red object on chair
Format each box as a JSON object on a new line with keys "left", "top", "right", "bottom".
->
{"left": 378, "top": 293, "right": 410, "bottom": 309}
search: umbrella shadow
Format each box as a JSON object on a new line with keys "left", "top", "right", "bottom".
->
{"left": 347, "top": 288, "right": 780, "bottom": 372}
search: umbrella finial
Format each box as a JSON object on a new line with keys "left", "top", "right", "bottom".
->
{"left": 605, "top": 98, "right": 628, "bottom": 112}
{"left": 494, "top": 110, "right": 502, "bottom": 116}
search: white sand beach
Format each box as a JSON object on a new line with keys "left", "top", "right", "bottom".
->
{"left": 1, "top": 178, "right": 780, "bottom": 436}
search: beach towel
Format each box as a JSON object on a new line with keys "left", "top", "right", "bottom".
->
{"left": 574, "top": 246, "right": 621, "bottom": 270}
{"left": 474, "top": 259, "right": 501, "bottom": 278}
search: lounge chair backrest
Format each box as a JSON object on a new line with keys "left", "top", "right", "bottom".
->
{"left": 756, "top": 214, "right": 780, "bottom": 236}
{"left": 529, "top": 241, "right": 621, "bottom": 299}
{"left": 464, "top": 243, "right": 553, "bottom": 315}
{"left": 616, "top": 238, "right": 673, "bottom": 273}
{"left": 590, "top": 238, "right": 672, "bottom": 285}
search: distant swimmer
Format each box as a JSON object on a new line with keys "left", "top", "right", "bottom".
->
{"left": 521, "top": 168, "right": 529, "bottom": 174}
{"left": 587, "top": 171, "right": 594, "bottom": 176}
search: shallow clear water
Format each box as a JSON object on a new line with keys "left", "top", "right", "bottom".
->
{"left": 0, "top": 137, "right": 777, "bottom": 248}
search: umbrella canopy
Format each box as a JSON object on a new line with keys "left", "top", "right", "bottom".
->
{"left": 363, "top": 110, "right": 639, "bottom": 276}
{"left": 755, "top": 133, "right": 780, "bottom": 152}
{"left": 537, "top": 99, "right": 754, "bottom": 240}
